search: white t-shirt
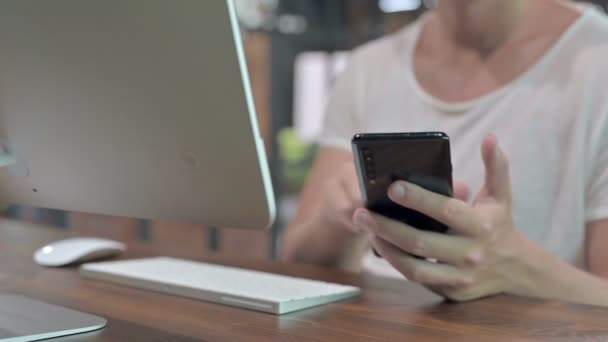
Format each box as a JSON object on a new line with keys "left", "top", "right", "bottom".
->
{"left": 319, "top": 6, "right": 608, "bottom": 278}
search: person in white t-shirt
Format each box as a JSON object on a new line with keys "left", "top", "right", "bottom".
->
{"left": 282, "top": 0, "right": 608, "bottom": 305}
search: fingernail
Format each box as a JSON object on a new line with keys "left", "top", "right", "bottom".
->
{"left": 390, "top": 182, "right": 406, "bottom": 199}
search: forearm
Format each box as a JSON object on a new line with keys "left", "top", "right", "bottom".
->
{"left": 511, "top": 236, "right": 608, "bottom": 306}
{"left": 281, "top": 214, "right": 369, "bottom": 272}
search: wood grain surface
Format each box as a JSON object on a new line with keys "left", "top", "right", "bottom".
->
{"left": 2, "top": 219, "right": 608, "bottom": 341}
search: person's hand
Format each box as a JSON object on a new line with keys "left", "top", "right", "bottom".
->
{"left": 320, "top": 161, "right": 472, "bottom": 237}
{"left": 319, "top": 162, "right": 365, "bottom": 235}
{"left": 353, "top": 134, "right": 531, "bottom": 301}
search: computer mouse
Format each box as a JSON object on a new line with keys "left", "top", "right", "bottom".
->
{"left": 33, "top": 238, "right": 126, "bottom": 267}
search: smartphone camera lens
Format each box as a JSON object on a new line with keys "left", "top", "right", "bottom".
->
{"left": 361, "top": 148, "right": 376, "bottom": 183}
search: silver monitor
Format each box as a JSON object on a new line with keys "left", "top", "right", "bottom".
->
{"left": 0, "top": 0, "right": 275, "bottom": 230}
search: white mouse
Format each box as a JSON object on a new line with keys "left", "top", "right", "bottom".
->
{"left": 34, "top": 237, "right": 126, "bottom": 267}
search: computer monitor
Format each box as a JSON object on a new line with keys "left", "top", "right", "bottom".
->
{"left": 0, "top": 0, "right": 275, "bottom": 230}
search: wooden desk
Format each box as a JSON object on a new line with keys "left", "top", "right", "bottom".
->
{"left": 2, "top": 219, "right": 608, "bottom": 341}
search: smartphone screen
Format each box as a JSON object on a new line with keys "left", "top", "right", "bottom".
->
{"left": 352, "top": 132, "right": 453, "bottom": 234}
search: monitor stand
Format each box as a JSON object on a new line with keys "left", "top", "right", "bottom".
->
{"left": 0, "top": 294, "right": 106, "bottom": 342}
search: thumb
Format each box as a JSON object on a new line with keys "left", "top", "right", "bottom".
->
{"left": 481, "top": 134, "right": 512, "bottom": 204}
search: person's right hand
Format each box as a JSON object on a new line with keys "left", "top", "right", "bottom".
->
{"left": 318, "top": 162, "right": 365, "bottom": 235}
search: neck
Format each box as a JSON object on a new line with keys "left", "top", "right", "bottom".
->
{"left": 435, "top": 0, "right": 530, "bottom": 56}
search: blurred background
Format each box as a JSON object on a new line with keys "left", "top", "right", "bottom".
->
{"left": 6, "top": 0, "right": 608, "bottom": 260}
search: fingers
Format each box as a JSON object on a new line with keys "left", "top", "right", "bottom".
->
{"left": 321, "top": 161, "right": 366, "bottom": 235}
{"left": 343, "top": 175, "right": 363, "bottom": 206}
{"left": 481, "top": 134, "right": 512, "bottom": 204}
{"left": 387, "top": 181, "right": 482, "bottom": 236}
{"left": 354, "top": 211, "right": 483, "bottom": 267}
{"left": 370, "top": 236, "right": 472, "bottom": 287}
{"left": 325, "top": 181, "right": 362, "bottom": 233}
{"left": 453, "top": 181, "right": 471, "bottom": 202}
{"left": 340, "top": 162, "right": 363, "bottom": 204}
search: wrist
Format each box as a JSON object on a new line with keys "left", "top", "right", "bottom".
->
{"left": 496, "top": 230, "right": 548, "bottom": 297}
{"left": 499, "top": 231, "right": 608, "bottom": 305}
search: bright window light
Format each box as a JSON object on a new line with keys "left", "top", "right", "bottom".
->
{"left": 379, "top": 0, "right": 422, "bottom": 13}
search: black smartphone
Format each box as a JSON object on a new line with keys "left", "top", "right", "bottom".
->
{"left": 352, "top": 132, "right": 453, "bottom": 235}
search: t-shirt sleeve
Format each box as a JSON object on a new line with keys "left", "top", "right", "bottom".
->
{"left": 586, "top": 107, "right": 608, "bottom": 222}
{"left": 317, "top": 53, "right": 363, "bottom": 151}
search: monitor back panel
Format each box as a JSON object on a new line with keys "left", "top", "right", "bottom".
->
{"left": 0, "top": 0, "right": 275, "bottom": 229}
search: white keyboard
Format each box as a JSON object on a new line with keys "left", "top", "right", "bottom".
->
{"left": 80, "top": 257, "right": 360, "bottom": 314}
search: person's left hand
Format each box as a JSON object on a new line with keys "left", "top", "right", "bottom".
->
{"left": 352, "top": 134, "right": 531, "bottom": 301}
